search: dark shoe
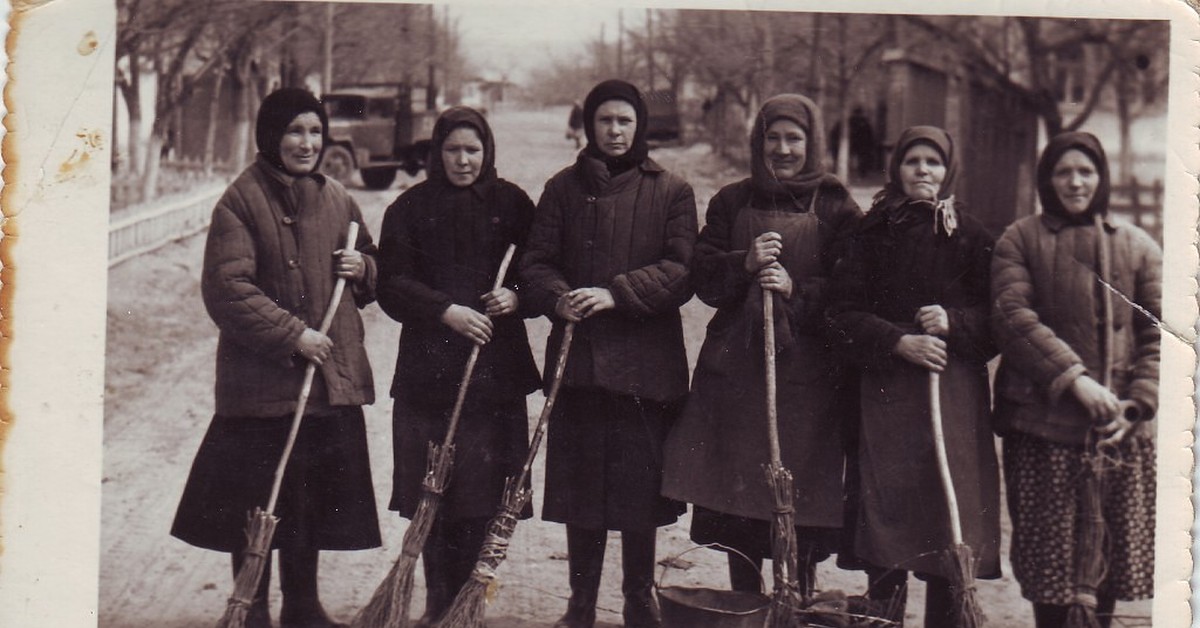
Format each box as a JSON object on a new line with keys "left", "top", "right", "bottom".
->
{"left": 244, "top": 599, "right": 272, "bottom": 628}
{"left": 279, "top": 604, "right": 346, "bottom": 628}
{"left": 552, "top": 606, "right": 596, "bottom": 628}
{"left": 279, "top": 548, "right": 346, "bottom": 628}
{"left": 554, "top": 525, "right": 606, "bottom": 628}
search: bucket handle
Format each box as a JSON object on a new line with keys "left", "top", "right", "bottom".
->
{"left": 657, "top": 543, "right": 768, "bottom": 593}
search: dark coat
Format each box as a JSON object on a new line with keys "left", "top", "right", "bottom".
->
{"left": 991, "top": 212, "right": 1162, "bottom": 445}
{"left": 202, "top": 157, "right": 377, "bottom": 417}
{"left": 662, "top": 178, "right": 859, "bottom": 527}
{"left": 829, "top": 201, "right": 1001, "bottom": 579}
{"left": 518, "top": 153, "right": 698, "bottom": 403}
{"left": 376, "top": 178, "right": 541, "bottom": 405}
{"left": 376, "top": 176, "right": 541, "bottom": 520}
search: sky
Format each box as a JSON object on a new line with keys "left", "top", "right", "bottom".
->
{"left": 446, "top": 3, "right": 631, "bottom": 84}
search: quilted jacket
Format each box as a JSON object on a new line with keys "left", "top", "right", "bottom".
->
{"left": 202, "top": 157, "right": 377, "bottom": 417}
{"left": 991, "top": 212, "right": 1161, "bottom": 444}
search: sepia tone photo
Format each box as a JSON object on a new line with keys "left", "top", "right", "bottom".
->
{"left": 4, "top": 1, "right": 1195, "bottom": 627}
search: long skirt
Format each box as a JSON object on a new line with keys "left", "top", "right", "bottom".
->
{"left": 1004, "top": 430, "right": 1155, "bottom": 604}
{"left": 389, "top": 393, "right": 532, "bottom": 521}
{"left": 543, "top": 387, "right": 685, "bottom": 530}
{"left": 171, "top": 408, "right": 381, "bottom": 552}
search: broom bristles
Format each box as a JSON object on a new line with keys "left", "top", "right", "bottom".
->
{"left": 217, "top": 510, "right": 277, "bottom": 628}
{"left": 353, "top": 450, "right": 450, "bottom": 628}
{"left": 434, "top": 578, "right": 489, "bottom": 628}
{"left": 942, "top": 542, "right": 985, "bottom": 628}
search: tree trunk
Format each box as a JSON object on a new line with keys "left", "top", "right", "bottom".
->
{"left": 836, "top": 97, "right": 850, "bottom": 183}
{"left": 140, "top": 128, "right": 164, "bottom": 203}
{"left": 203, "top": 68, "right": 225, "bottom": 176}
{"left": 121, "top": 56, "right": 144, "bottom": 176}
{"left": 1115, "top": 71, "right": 1134, "bottom": 187}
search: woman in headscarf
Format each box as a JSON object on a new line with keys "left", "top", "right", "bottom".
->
{"left": 829, "top": 126, "right": 1001, "bottom": 626}
{"left": 661, "top": 93, "right": 860, "bottom": 594}
{"left": 375, "top": 106, "right": 541, "bottom": 627}
{"left": 991, "top": 132, "right": 1158, "bottom": 627}
{"left": 519, "top": 79, "right": 698, "bottom": 628}
{"left": 172, "top": 87, "right": 381, "bottom": 628}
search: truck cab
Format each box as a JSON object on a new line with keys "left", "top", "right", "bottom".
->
{"left": 321, "top": 84, "right": 437, "bottom": 189}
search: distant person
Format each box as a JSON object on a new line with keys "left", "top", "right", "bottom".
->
{"left": 172, "top": 87, "right": 381, "bottom": 628}
{"left": 849, "top": 106, "right": 876, "bottom": 177}
{"left": 829, "top": 126, "right": 1002, "bottom": 626}
{"left": 520, "top": 79, "right": 698, "bottom": 628}
{"left": 662, "top": 93, "right": 861, "bottom": 595}
{"left": 992, "top": 132, "right": 1158, "bottom": 628}
{"left": 566, "top": 100, "right": 584, "bottom": 149}
{"left": 375, "top": 106, "right": 541, "bottom": 627}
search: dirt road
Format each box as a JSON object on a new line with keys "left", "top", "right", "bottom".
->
{"left": 101, "top": 106, "right": 1144, "bottom": 627}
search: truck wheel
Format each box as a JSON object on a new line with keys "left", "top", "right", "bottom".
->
{"left": 361, "top": 167, "right": 397, "bottom": 190}
{"left": 320, "top": 145, "right": 355, "bottom": 185}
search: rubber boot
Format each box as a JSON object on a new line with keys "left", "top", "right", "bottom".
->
{"left": 866, "top": 565, "right": 908, "bottom": 626}
{"left": 923, "top": 576, "right": 956, "bottom": 628}
{"left": 727, "top": 552, "right": 764, "bottom": 594}
{"left": 279, "top": 548, "right": 346, "bottom": 628}
{"left": 231, "top": 548, "right": 272, "bottom": 628}
{"left": 553, "top": 525, "right": 606, "bottom": 628}
{"left": 620, "top": 529, "right": 661, "bottom": 628}
{"left": 414, "top": 534, "right": 452, "bottom": 628}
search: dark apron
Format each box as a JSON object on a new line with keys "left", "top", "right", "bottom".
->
{"left": 663, "top": 203, "right": 844, "bottom": 527}
{"left": 854, "top": 356, "right": 1001, "bottom": 578}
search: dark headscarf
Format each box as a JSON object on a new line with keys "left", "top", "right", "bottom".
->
{"left": 750, "top": 93, "right": 833, "bottom": 199}
{"left": 870, "top": 125, "right": 961, "bottom": 236}
{"left": 582, "top": 79, "right": 650, "bottom": 172}
{"left": 425, "top": 106, "right": 497, "bottom": 190}
{"left": 1036, "top": 131, "right": 1110, "bottom": 224}
{"left": 255, "top": 87, "right": 329, "bottom": 175}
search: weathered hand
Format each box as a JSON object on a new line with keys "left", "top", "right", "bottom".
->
{"left": 555, "top": 293, "right": 583, "bottom": 322}
{"left": 441, "top": 304, "right": 494, "bottom": 345}
{"left": 915, "top": 304, "right": 950, "bottom": 337}
{"left": 481, "top": 288, "right": 518, "bottom": 317}
{"left": 1069, "top": 375, "right": 1120, "bottom": 423}
{"left": 567, "top": 287, "right": 615, "bottom": 318}
{"left": 333, "top": 248, "right": 365, "bottom": 281}
{"left": 295, "top": 328, "right": 333, "bottom": 365}
{"left": 893, "top": 334, "right": 948, "bottom": 372}
{"left": 745, "top": 232, "right": 784, "bottom": 272}
{"left": 757, "top": 262, "right": 793, "bottom": 298}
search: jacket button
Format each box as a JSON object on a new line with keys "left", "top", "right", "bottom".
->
{"left": 584, "top": 240, "right": 594, "bottom": 248}
{"left": 587, "top": 195, "right": 597, "bottom": 203}
{"left": 287, "top": 259, "right": 300, "bottom": 269}
{"left": 282, "top": 216, "right": 296, "bottom": 225}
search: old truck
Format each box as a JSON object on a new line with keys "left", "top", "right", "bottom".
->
{"left": 321, "top": 84, "right": 438, "bottom": 190}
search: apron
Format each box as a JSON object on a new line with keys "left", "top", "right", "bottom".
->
{"left": 854, "top": 342, "right": 1001, "bottom": 579}
{"left": 663, "top": 200, "right": 845, "bottom": 527}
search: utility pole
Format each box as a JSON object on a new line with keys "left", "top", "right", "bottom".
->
{"left": 427, "top": 4, "right": 438, "bottom": 110}
{"left": 617, "top": 9, "right": 624, "bottom": 78}
{"left": 323, "top": 4, "right": 334, "bottom": 93}
{"left": 646, "top": 8, "right": 654, "bottom": 91}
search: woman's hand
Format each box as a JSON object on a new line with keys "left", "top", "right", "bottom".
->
{"left": 481, "top": 288, "right": 518, "bottom": 317}
{"left": 1095, "top": 411, "right": 1136, "bottom": 448}
{"left": 441, "top": 304, "right": 494, "bottom": 345}
{"left": 915, "top": 305, "right": 950, "bottom": 336}
{"left": 566, "top": 287, "right": 615, "bottom": 318}
{"left": 757, "top": 262, "right": 793, "bottom": 298}
{"left": 893, "top": 334, "right": 948, "bottom": 371}
{"left": 333, "top": 248, "right": 365, "bottom": 281}
{"left": 1069, "top": 375, "right": 1121, "bottom": 423}
{"left": 295, "top": 328, "right": 333, "bottom": 364}
{"left": 745, "top": 232, "right": 783, "bottom": 272}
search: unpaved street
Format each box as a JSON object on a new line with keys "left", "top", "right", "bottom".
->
{"left": 101, "top": 106, "right": 1138, "bottom": 627}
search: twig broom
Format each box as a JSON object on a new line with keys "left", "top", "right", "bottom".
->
{"left": 761, "top": 289, "right": 805, "bottom": 628}
{"left": 216, "top": 221, "right": 360, "bottom": 628}
{"left": 352, "top": 244, "right": 518, "bottom": 628}
{"left": 929, "top": 371, "right": 985, "bottom": 628}
{"left": 436, "top": 322, "right": 576, "bottom": 628}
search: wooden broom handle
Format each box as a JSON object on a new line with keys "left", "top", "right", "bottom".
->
{"left": 929, "top": 371, "right": 965, "bottom": 545}
{"left": 512, "top": 322, "right": 576, "bottom": 491}
{"left": 763, "top": 289, "right": 782, "bottom": 466}
{"left": 440, "top": 243, "right": 519, "bottom": 449}
{"left": 267, "top": 221, "right": 360, "bottom": 513}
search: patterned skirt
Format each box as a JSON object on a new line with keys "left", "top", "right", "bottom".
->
{"left": 1002, "top": 430, "right": 1155, "bottom": 605}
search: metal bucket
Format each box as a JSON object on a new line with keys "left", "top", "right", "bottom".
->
{"left": 655, "top": 545, "right": 770, "bottom": 628}
{"left": 658, "top": 586, "right": 769, "bottom": 628}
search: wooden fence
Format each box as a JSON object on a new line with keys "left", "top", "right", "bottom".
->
{"left": 1110, "top": 177, "right": 1163, "bottom": 244}
{"left": 108, "top": 183, "right": 226, "bottom": 267}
